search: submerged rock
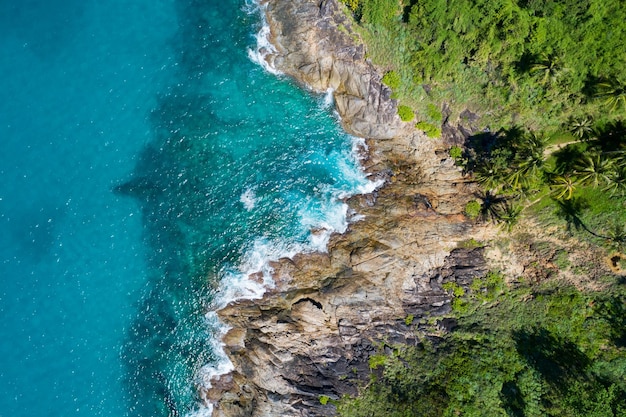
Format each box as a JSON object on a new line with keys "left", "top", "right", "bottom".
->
{"left": 205, "top": 0, "right": 495, "bottom": 415}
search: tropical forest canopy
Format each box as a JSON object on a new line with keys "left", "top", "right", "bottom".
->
{"left": 334, "top": 1, "right": 626, "bottom": 416}
{"left": 342, "top": 0, "right": 626, "bottom": 132}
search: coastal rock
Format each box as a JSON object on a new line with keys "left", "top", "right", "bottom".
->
{"left": 205, "top": 0, "right": 495, "bottom": 416}
{"left": 207, "top": 127, "right": 493, "bottom": 416}
{"left": 262, "top": 0, "right": 408, "bottom": 139}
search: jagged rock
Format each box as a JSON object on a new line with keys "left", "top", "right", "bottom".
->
{"left": 205, "top": 1, "right": 496, "bottom": 416}
{"left": 263, "top": 0, "right": 408, "bottom": 139}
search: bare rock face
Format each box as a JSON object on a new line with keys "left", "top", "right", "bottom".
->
{"left": 262, "top": 0, "right": 408, "bottom": 139}
{"left": 205, "top": 1, "right": 495, "bottom": 416}
{"left": 206, "top": 131, "right": 494, "bottom": 416}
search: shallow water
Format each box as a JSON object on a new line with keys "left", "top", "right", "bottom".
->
{"left": 0, "top": 1, "right": 375, "bottom": 416}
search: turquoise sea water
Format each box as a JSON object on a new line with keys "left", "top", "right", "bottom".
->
{"left": 0, "top": 1, "right": 374, "bottom": 416}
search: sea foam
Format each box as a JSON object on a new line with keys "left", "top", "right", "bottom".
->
{"left": 183, "top": 4, "right": 383, "bottom": 416}
{"left": 245, "top": 0, "right": 281, "bottom": 75}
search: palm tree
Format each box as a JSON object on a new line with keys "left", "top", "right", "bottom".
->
{"left": 499, "top": 203, "right": 522, "bottom": 231}
{"left": 474, "top": 161, "right": 507, "bottom": 193}
{"left": 507, "top": 132, "right": 546, "bottom": 190}
{"left": 604, "top": 165, "right": 626, "bottom": 197}
{"left": 573, "top": 152, "right": 615, "bottom": 187}
{"left": 550, "top": 175, "right": 577, "bottom": 200}
{"left": 567, "top": 117, "right": 595, "bottom": 141}
{"left": 474, "top": 190, "right": 509, "bottom": 223}
{"left": 530, "top": 55, "right": 564, "bottom": 85}
{"left": 595, "top": 78, "right": 626, "bottom": 112}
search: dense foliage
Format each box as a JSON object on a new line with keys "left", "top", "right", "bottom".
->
{"left": 337, "top": 277, "right": 626, "bottom": 417}
{"left": 341, "top": 0, "right": 626, "bottom": 131}
{"left": 334, "top": 2, "right": 626, "bottom": 415}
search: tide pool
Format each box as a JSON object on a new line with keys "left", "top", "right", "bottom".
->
{"left": 0, "top": 1, "right": 375, "bottom": 416}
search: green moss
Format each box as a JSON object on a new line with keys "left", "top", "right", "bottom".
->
{"left": 319, "top": 395, "right": 330, "bottom": 405}
{"left": 457, "top": 238, "right": 483, "bottom": 249}
{"left": 397, "top": 105, "right": 414, "bottom": 122}
{"left": 404, "top": 314, "right": 415, "bottom": 325}
{"left": 464, "top": 200, "right": 481, "bottom": 219}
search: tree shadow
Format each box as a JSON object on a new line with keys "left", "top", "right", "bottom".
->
{"left": 554, "top": 197, "right": 612, "bottom": 240}
{"left": 500, "top": 380, "right": 525, "bottom": 417}
{"left": 554, "top": 196, "right": 588, "bottom": 231}
{"left": 551, "top": 143, "right": 587, "bottom": 174}
{"left": 513, "top": 327, "right": 590, "bottom": 392}
{"left": 593, "top": 120, "right": 626, "bottom": 152}
{"left": 594, "top": 296, "right": 626, "bottom": 348}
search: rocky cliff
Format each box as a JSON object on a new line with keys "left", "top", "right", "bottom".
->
{"left": 204, "top": 0, "right": 494, "bottom": 415}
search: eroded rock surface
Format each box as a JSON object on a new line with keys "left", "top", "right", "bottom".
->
{"left": 205, "top": 0, "right": 494, "bottom": 415}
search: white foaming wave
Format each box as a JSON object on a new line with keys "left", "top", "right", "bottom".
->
{"left": 189, "top": 9, "right": 384, "bottom": 412}
{"left": 246, "top": 2, "right": 281, "bottom": 75}
{"left": 351, "top": 136, "right": 369, "bottom": 161}
{"left": 296, "top": 195, "right": 350, "bottom": 252}
{"left": 320, "top": 87, "right": 335, "bottom": 109}
{"left": 189, "top": 191, "right": 381, "bottom": 416}
{"left": 239, "top": 187, "right": 257, "bottom": 211}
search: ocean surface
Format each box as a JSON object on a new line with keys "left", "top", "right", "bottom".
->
{"left": 0, "top": 1, "right": 376, "bottom": 416}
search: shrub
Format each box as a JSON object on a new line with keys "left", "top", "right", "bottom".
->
{"left": 368, "top": 354, "right": 387, "bottom": 369}
{"left": 319, "top": 395, "right": 330, "bottom": 405}
{"left": 415, "top": 121, "right": 441, "bottom": 138}
{"left": 340, "top": 0, "right": 360, "bottom": 14}
{"left": 449, "top": 145, "right": 463, "bottom": 160}
{"left": 397, "top": 105, "right": 415, "bottom": 122}
{"left": 465, "top": 200, "right": 481, "bottom": 219}
{"left": 404, "top": 314, "right": 415, "bottom": 325}
{"left": 381, "top": 70, "right": 401, "bottom": 90}
{"left": 442, "top": 282, "right": 465, "bottom": 297}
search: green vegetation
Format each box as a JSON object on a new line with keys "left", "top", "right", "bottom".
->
{"left": 368, "top": 354, "right": 387, "bottom": 370}
{"left": 338, "top": 279, "right": 626, "bottom": 417}
{"left": 415, "top": 121, "right": 441, "bottom": 138}
{"left": 397, "top": 105, "right": 415, "bottom": 121}
{"left": 340, "top": 0, "right": 626, "bottom": 132}
{"left": 333, "top": 2, "right": 626, "bottom": 416}
{"left": 381, "top": 70, "right": 401, "bottom": 90}
{"left": 319, "top": 395, "right": 331, "bottom": 405}
{"left": 464, "top": 200, "right": 481, "bottom": 219}
{"left": 456, "top": 237, "right": 483, "bottom": 249}
{"left": 449, "top": 145, "right": 463, "bottom": 160}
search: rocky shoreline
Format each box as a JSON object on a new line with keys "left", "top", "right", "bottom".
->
{"left": 204, "top": 1, "right": 494, "bottom": 415}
